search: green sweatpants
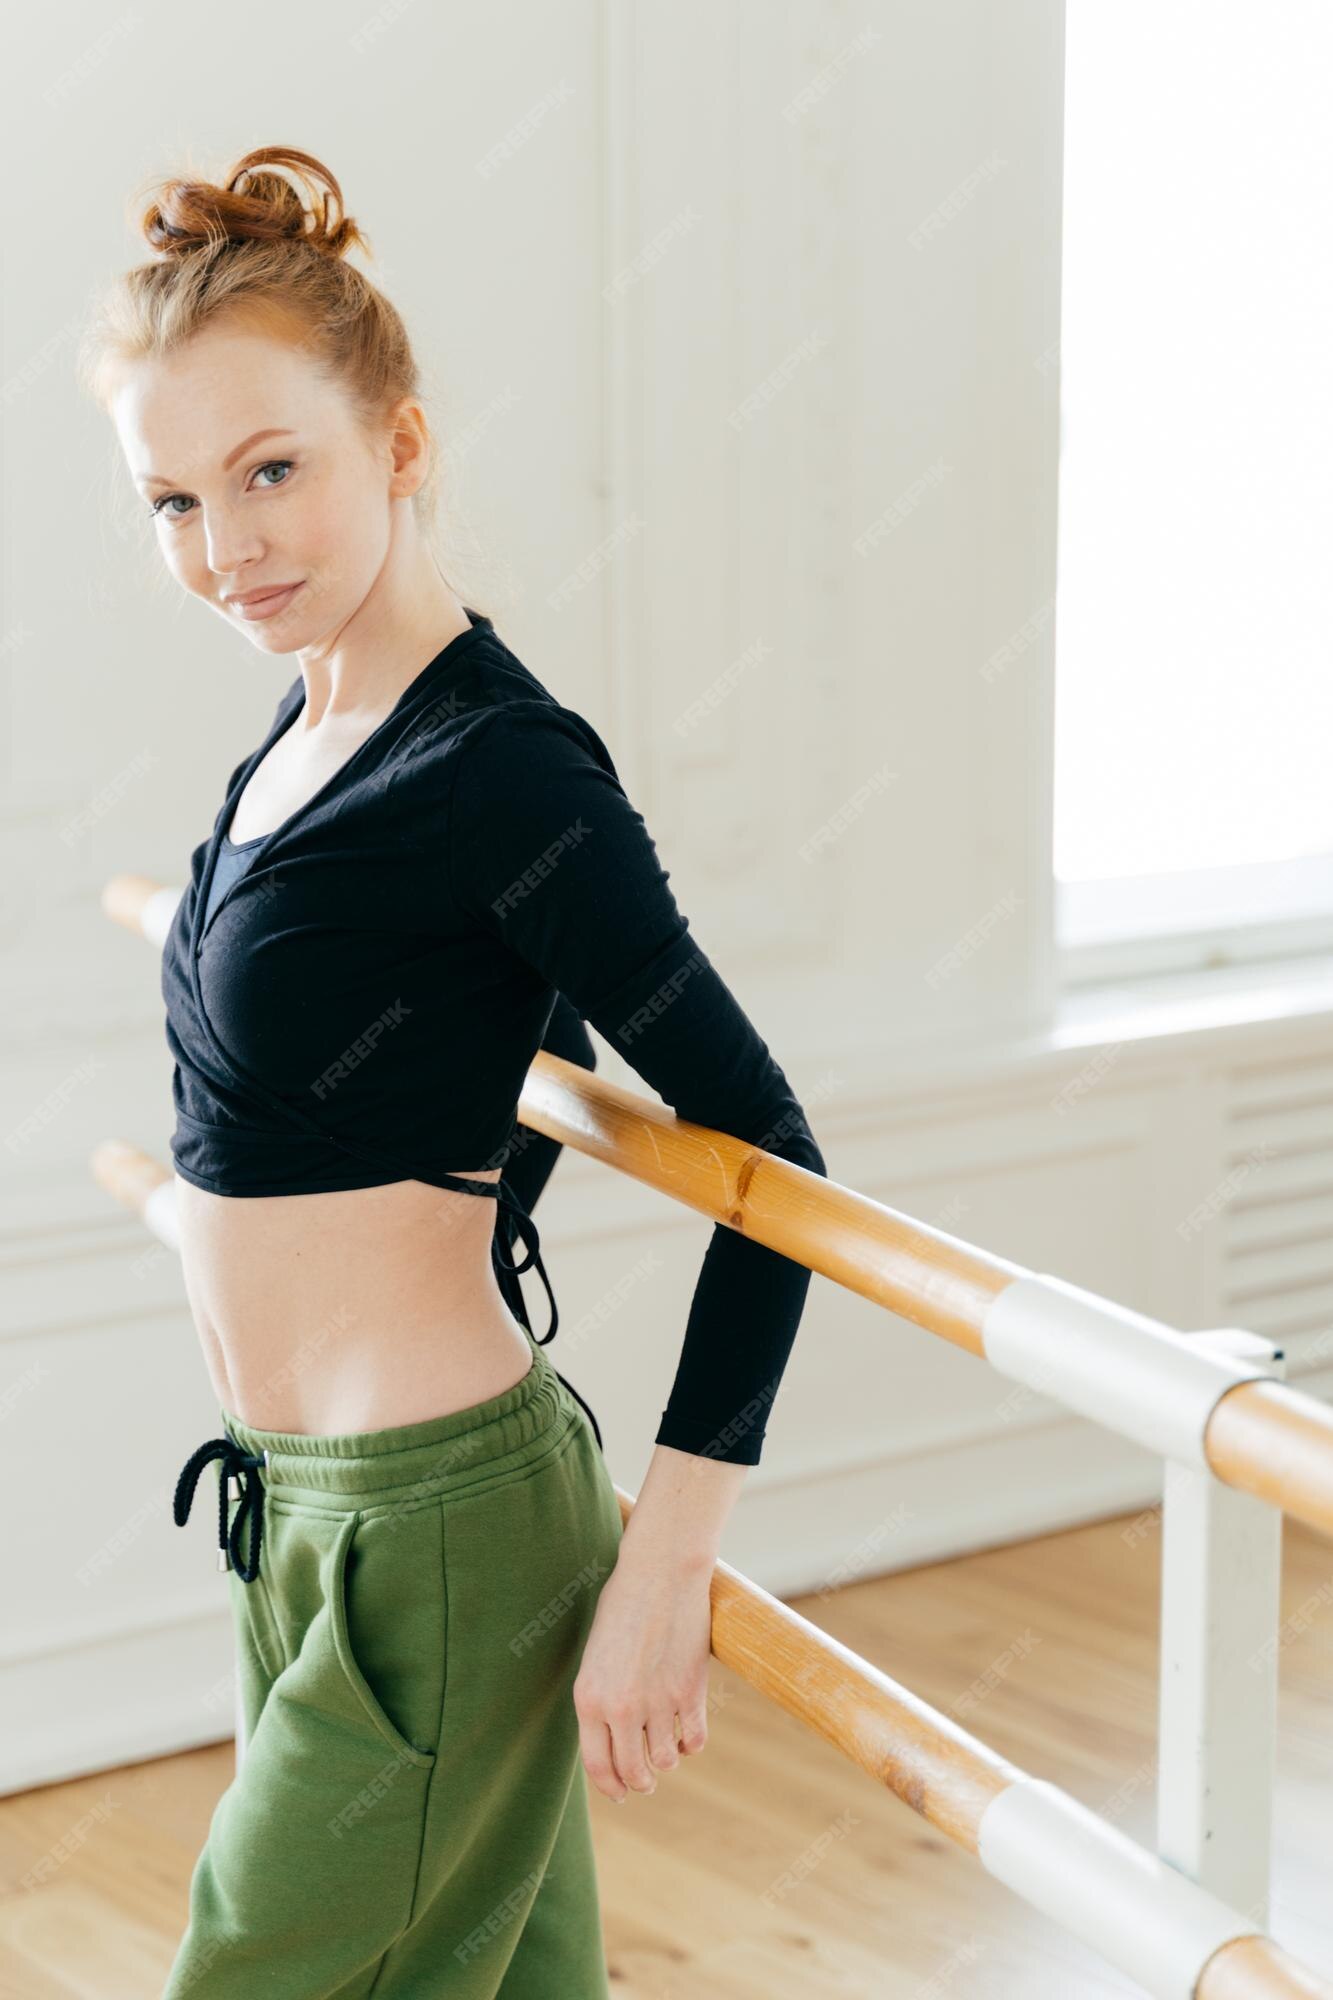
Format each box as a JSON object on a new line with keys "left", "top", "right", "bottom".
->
{"left": 163, "top": 1336, "right": 623, "bottom": 1998}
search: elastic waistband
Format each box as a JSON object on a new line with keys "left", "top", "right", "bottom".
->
{"left": 218, "top": 1336, "right": 573, "bottom": 1504}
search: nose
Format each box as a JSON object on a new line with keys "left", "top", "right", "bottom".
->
{"left": 204, "top": 515, "right": 267, "bottom": 582}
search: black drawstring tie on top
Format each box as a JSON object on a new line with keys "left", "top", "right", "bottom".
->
{"left": 492, "top": 1178, "right": 604, "bottom": 1452}
{"left": 174, "top": 1434, "right": 268, "bottom": 1583}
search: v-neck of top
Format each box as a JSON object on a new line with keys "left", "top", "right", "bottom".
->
{"left": 221, "top": 822, "right": 267, "bottom": 852}
{"left": 194, "top": 610, "right": 492, "bottom": 952}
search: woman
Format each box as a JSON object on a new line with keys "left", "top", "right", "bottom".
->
{"left": 79, "top": 145, "right": 825, "bottom": 1998}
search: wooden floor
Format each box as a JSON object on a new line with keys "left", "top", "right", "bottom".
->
{"left": 2, "top": 1507, "right": 1330, "bottom": 1997}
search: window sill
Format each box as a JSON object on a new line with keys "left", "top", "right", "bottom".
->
{"left": 783, "top": 951, "right": 1333, "bottom": 1119}
{"left": 1053, "top": 947, "right": 1333, "bottom": 1055}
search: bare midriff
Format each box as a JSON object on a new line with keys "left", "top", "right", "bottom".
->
{"left": 175, "top": 1169, "right": 537, "bottom": 1436}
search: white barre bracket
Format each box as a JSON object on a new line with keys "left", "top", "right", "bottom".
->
{"left": 978, "top": 1776, "right": 1264, "bottom": 2000}
{"left": 981, "top": 1274, "right": 1272, "bottom": 1470}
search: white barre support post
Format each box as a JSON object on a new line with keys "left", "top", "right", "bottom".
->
{"left": 1157, "top": 1329, "right": 1285, "bottom": 1927}
{"left": 981, "top": 1278, "right": 1287, "bottom": 1928}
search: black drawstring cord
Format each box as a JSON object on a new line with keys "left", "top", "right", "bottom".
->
{"left": 174, "top": 1434, "right": 268, "bottom": 1582}
{"left": 492, "top": 1177, "right": 603, "bottom": 1453}
{"left": 551, "top": 1369, "right": 603, "bottom": 1453}
{"left": 492, "top": 1179, "right": 559, "bottom": 1341}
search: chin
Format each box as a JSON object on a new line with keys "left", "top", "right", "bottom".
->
{"left": 243, "top": 626, "right": 308, "bottom": 654}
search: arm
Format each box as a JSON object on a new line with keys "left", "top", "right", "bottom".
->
{"left": 521, "top": 989, "right": 599, "bottom": 1206}
{"left": 449, "top": 699, "right": 827, "bottom": 1797}
{"left": 502, "top": 999, "right": 754, "bottom": 1591}
{"left": 448, "top": 701, "right": 826, "bottom": 1476}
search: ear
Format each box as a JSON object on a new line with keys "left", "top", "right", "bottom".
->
{"left": 386, "top": 397, "right": 431, "bottom": 501}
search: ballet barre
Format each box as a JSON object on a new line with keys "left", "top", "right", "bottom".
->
{"left": 97, "top": 872, "right": 1333, "bottom": 2000}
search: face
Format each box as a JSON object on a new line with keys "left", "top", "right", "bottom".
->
{"left": 112, "top": 320, "right": 422, "bottom": 651}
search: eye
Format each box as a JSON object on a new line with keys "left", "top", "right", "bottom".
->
{"left": 151, "top": 491, "right": 196, "bottom": 520}
{"left": 150, "top": 458, "right": 296, "bottom": 520}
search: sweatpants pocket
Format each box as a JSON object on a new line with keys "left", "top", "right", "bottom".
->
{"left": 328, "top": 1508, "right": 440, "bottom": 1770}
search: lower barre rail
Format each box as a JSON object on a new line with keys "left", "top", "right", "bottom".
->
{"left": 94, "top": 1142, "right": 1332, "bottom": 2000}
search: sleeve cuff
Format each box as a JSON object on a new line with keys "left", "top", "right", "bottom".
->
{"left": 653, "top": 1407, "right": 766, "bottom": 1466}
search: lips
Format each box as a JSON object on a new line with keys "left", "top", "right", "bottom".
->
{"left": 228, "top": 582, "right": 305, "bottom": 621}
{"left": 229, "top": 582, "right": 302, "bottom": 607}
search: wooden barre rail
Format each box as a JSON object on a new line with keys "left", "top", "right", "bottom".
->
{"left": 89, "top": 1130, "right": 1332, "bottom": 1999}
{"left": 517, "top": 1047, "right": 1333, "bottom": 1541}
{"left": 103, "top": 870, "right": 1333, "bottom": 1546}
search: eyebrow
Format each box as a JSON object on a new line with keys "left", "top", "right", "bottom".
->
{"left": 139, "top": 428, "right": 298, "bottom": 492}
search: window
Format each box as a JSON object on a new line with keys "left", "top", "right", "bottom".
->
{"left": 1054, "top": 0, "right": 1333, "bottom": 984}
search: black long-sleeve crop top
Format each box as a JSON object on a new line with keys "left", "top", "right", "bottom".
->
{"left": 160, "top": 607, "right": 826, "bottom": 1466}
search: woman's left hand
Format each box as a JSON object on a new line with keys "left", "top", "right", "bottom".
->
{"left": 573, "top": 1552, "right": 714, "bottom": 1803}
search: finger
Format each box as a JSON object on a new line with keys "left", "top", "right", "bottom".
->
{"left": 644, "top": 1709, "right": 680, "bottom": 1774}
{"left": 578, "top": 1714, "right": 626, "bottom": 1803}
{"left": 611, "top": 1714, "right": 658, "bottom": 1795}
{"left": 675, "top": 1701, "right": 709, "bottom": 1755}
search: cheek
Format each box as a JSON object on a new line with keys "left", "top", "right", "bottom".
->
{"left": 302, "top": 487, "right": 390, "bottom": 598}
{"left": 156, "top": 528, "right": 200, "bottom": 586}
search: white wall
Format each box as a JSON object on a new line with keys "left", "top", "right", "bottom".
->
{"left": 5, "top": 0, "right": 1330, "bottom": 1794}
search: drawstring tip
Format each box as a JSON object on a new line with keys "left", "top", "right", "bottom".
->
{"left": 217, "top": 1548, "right": 231, "bottom": 1572}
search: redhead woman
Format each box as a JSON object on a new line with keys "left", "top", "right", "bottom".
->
{"left": 79, "top": 144, "right": 825, "bottom": 1999}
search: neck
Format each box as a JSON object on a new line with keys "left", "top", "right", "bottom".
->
{"left": 292, "top": 523, "right": 470, "bottom": 732}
